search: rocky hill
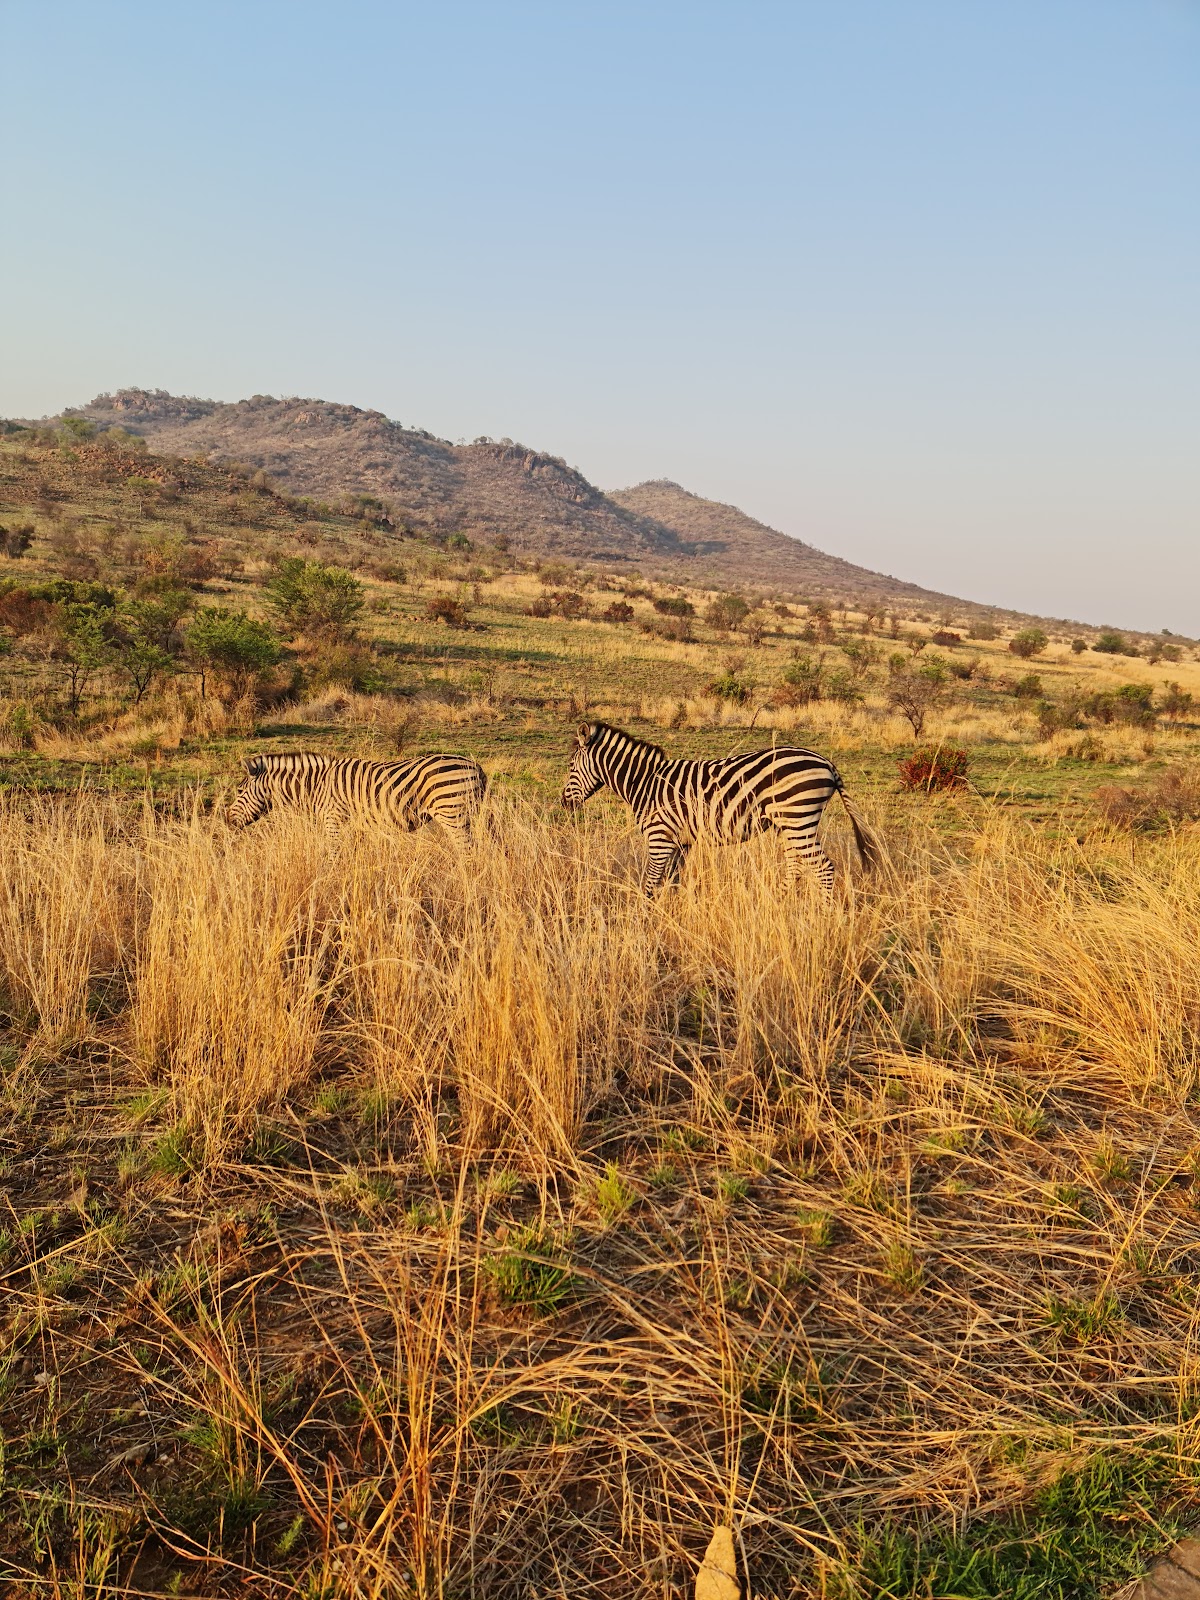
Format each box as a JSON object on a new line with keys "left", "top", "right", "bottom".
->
{"left": 607, "top": 479, "right": 954, "bottom": 606}
{"left": 53, "top": 390, "right": 993, "bottom": 616}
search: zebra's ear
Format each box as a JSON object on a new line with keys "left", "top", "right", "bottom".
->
{"left": 242, "top": 755, "right": 264, "bottom": 776}
{"left": 576, "top": 722, "right": 593, "bottom": 745}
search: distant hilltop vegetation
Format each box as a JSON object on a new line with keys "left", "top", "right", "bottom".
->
{"left": 54, "top": 388, "right": 1002, "bottom": 617}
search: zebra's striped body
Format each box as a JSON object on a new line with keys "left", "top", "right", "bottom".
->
{"left": 227, "top": 751, "right": 486, "bottom": 834}
{"left": 561, "top": 722, "right": 875, "bottom": 893}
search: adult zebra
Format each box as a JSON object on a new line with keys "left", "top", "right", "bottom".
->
{"left": 227, "top": 751, "right": 487, "bottom": 835}
{"left": 561, "top": 722, "right": 876, "bottom": 894}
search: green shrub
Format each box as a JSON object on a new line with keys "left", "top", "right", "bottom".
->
{"left": 1008, "top": 628, "right": 1048, "bottom": 659}
{"left": 266, "top": 557, "right": 364, "bottom": 639}
{"left": 704, "top": 594, "right": 750, "bottom": 632}
{"left": 187, "top": 609, "right": 282, "bottom": 699}
{"left": 704, "top": 669, "right": 752, "bottom": 704}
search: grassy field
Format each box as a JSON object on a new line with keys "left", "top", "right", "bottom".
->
{"left": 2, "top": 431, "right": 1200, "bottom": 1596}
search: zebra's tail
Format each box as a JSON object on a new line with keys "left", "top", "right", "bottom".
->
{"left": 833, "top": 772, "right": 879, "bottom": 872}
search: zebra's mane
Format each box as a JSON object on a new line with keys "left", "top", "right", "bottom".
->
{"left": 587, "top": 723, "right": 667, "bottom": 766}
{"left": 245, "top": 751, "right": 335, "bottom": 775}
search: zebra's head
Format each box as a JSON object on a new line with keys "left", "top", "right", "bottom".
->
{"left": 561, "top": 723, "right": 605, "bottom": 812}
{"left": 227, "top": 755, "right": 273, "bottom": 828}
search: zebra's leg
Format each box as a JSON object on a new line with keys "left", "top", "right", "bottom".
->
{"left": 643, "top": 824, "right": 685, "bottom": 895}
{"left": 782, "top": 828, "right": 836, "bottom": 895}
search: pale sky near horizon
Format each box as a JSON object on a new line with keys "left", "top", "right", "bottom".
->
{"left": 1, "top": 2, "right": 1196, "bottom": 631}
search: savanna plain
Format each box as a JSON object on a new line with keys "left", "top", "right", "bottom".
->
{"left": 2, "top": 426, "right": 1200, "bottom": 1598}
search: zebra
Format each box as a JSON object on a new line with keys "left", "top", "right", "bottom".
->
{"left": 560, "top": 722, "right": 876, "bottom": 894}
{"left": 227, "top": 750, "right": 487, "bottom": 835}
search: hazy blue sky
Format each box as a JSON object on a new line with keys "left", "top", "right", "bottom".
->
{"left": 2, "top": 2, "right": 1196, "bottom": 630}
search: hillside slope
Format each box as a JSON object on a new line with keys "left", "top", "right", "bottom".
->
{"left": 61, "top": 390, "right": 984, "bottom": 613}
{"left": 608, "top": 479, "right": 960, "bottom": 608}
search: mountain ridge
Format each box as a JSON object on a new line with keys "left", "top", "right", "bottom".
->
{"left": 39, "top": 389, "right": 1068, "bottom": 625}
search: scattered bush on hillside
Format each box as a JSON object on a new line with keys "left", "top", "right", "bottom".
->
{"left": 1071, "top": 638, "right": 1088, "bottom": 654}
{"left": 1083, "top": 683, "right": 1156, "bottom": 728}
{"left": 825, "top": 668, "right": 863, "bottom": 704}
{"left": 0, "top": 582, "right": 55, "bottom": 635}
{"left": 1146, "top": 640, "right": 1182, "bottom": 665}
{"left": 186, "top": 608, "right": 283, "bottom": 700}
{"left": 1013, "top": 674, "right": 1043, "bottom": 699}
{"left": 266, "top": 557, "right": 364, "bottom": 640}
{"left": 897, "top": 745, "right": 970, "bottom": 793}
{"left": 1095, "top": 768, "right": 1200, "bottom": 832}
{"left": 1093, "top": 631, "right": 1127, "bottom": 655}
{"left": 838, "top": 636, "right": 880, "bottom": 677}
{"left": 652, "top": 595, "right": 694, "bottom": 618}
{"left": 645, "top": 615, "right": 693, "bottom": 642}
{"left": 0, "top": 523, "right": 34, "bottom": 559}
{"left": 537, "top": 560, "right": 575, "bottom": 588}
{"left": 771, "top": 653, "right": 824, "bottom": 708}
{"left": 530, "top": 590, "right": 588, "bottom": 621}
{"left": 426, "top": 593, "right": 471, "bottom": 628}
{"left": 704, "top": 594, "right": 750, "bottom": 633}
{"left": 0, "top": 698, "right": 41, "bottom": 749}
{"left": 946, "top": 654, "right": 979, "bottom": 680}
{"left": 967, "top": 619, "right": 999, "bottom": 640}
{"left": 365, "top": 562, "right": 407, "bottom": 584}
{"left": 110, "top": 594, "right": 192, "bottom": 703}
{"left": 48, "top": 602, "right": 115, "bottom": 715}
{"left": 886, "top": 654, "right": 952, "bottom": 737}
{"left": 304, "top": 643, "right": 397, "bottom": 696}
{"left": 931, "top": 630, "right": 961, "bottom": 647}
{"left": 1160, "top": 682, "right": 1194, "bottom": 720}
{"left": 704, "top": 662, "right": 754, "bottom": 703}
{"left": 1009, "top": 628, "right": 1048, "bottom": 659}
{"left": 602, "top": 600, "right": 634, "bottom": 623}
{"left": 740, "top": 610, "right": 771, "bottom": 645}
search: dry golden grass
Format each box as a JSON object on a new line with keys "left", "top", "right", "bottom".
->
{"left": 2, "top": 789, "right": 1200, "bottom": 1595}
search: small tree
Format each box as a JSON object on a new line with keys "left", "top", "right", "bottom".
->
{"left": 772, "top": 653, "right": 824, "bottom": 707}
{"left": 1070, "top": 638, "right": 1087, "bottom": 654}
{"left": 111, "top": 597, "right": 187, "bottom": 702}
{"left": 186, "top": 608, "right": 283, "bottom": 699}
{"left": 51, "top": 602, "right": 114, "bottom": 715}
{"left": 704, "top": 594, "right": 750, "bottom": 633}
{"left": 1008, "top": 628, "right": 1048, "bottom": 659}
{"left": 1093, "top": 631, "right": 1125, "bottom": 655}
{"left": 887, "top": 654, "right": 951, "bottom": 737}
{"left": 266, "top": 558, "right": 364, "bottom": 639}
{"left": 839, "top": 636, "right": 881, "bottom": 677}
{"left": 1159, "top": 682, "right": 1194, "bottom": 720}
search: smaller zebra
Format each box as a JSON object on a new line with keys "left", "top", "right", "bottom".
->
{"left": 227, "top": 750, "right": 487, "bottom": 835}
{"left": 561, "top": 722, "right": 876, "bottom": 894}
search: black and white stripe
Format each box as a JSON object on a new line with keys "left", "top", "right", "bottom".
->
{"left": 228, "top": 750, "right": 486, "bottom": 834}
{"left": 561, "top": 721, "right": 875, "bottom": 893}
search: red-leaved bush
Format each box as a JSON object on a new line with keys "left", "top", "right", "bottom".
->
{"left": 897, "top": 745, "right": 970, "bottom": 792}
